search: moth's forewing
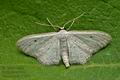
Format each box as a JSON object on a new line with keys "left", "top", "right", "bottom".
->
{"left": 17, "top": 32, "right": 61, "bottom": 65}
{"left": 67, "top": 31, "right": 112, "bottom": 64}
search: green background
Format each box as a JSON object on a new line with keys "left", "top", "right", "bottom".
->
{"left": 0, "top": 0, "right": 120, "bottom": 80}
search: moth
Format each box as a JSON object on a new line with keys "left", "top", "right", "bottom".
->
{"left": 17, "top": 13, "right": 112, "bottom": 68}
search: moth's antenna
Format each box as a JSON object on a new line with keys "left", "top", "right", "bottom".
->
{"left": 63, "top": 12, "right": 85, "bottom": 30}
{"left": 46, "top": 18, "right": 60, "bottom": 30}
{"left": 67, "top": 20, "right": 75, "bottom": 30}
{"left": 35, "top": 18, "right": 60, "bottom": 31}
{"left": 35, "top": 22, "right": 52, "bottom": 26}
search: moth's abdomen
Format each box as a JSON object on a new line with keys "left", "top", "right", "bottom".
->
{"left": 60, "top": 38, "right": 70, "bottom": 67}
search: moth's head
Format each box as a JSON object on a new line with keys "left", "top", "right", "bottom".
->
{"left": 58, "top": 27, "right": 68, "bottom": 31}
{"left": 59, "top": 27, "right": 65, "bottom": 30}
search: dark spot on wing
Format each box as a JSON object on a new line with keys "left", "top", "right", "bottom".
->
{"left": 34, "top": 40, "right": 37, "bottom": 42}
{"left": 90, "top": 36, "right": 93, "bottom": 38}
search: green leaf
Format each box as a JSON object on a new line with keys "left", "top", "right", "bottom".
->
{"left": 0, "top": 0, "right": 120, "bottom": 80}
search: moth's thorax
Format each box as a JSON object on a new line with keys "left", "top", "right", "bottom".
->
{"left": 58, "top": 30, "right": 68, "bottom": 34}
{"left": 57, "top": 30, "right": 68, "bottom": 39}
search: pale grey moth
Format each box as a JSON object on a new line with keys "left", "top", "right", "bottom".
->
{"left": 17, "top": 13, "right": 112, "bottom": 68}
